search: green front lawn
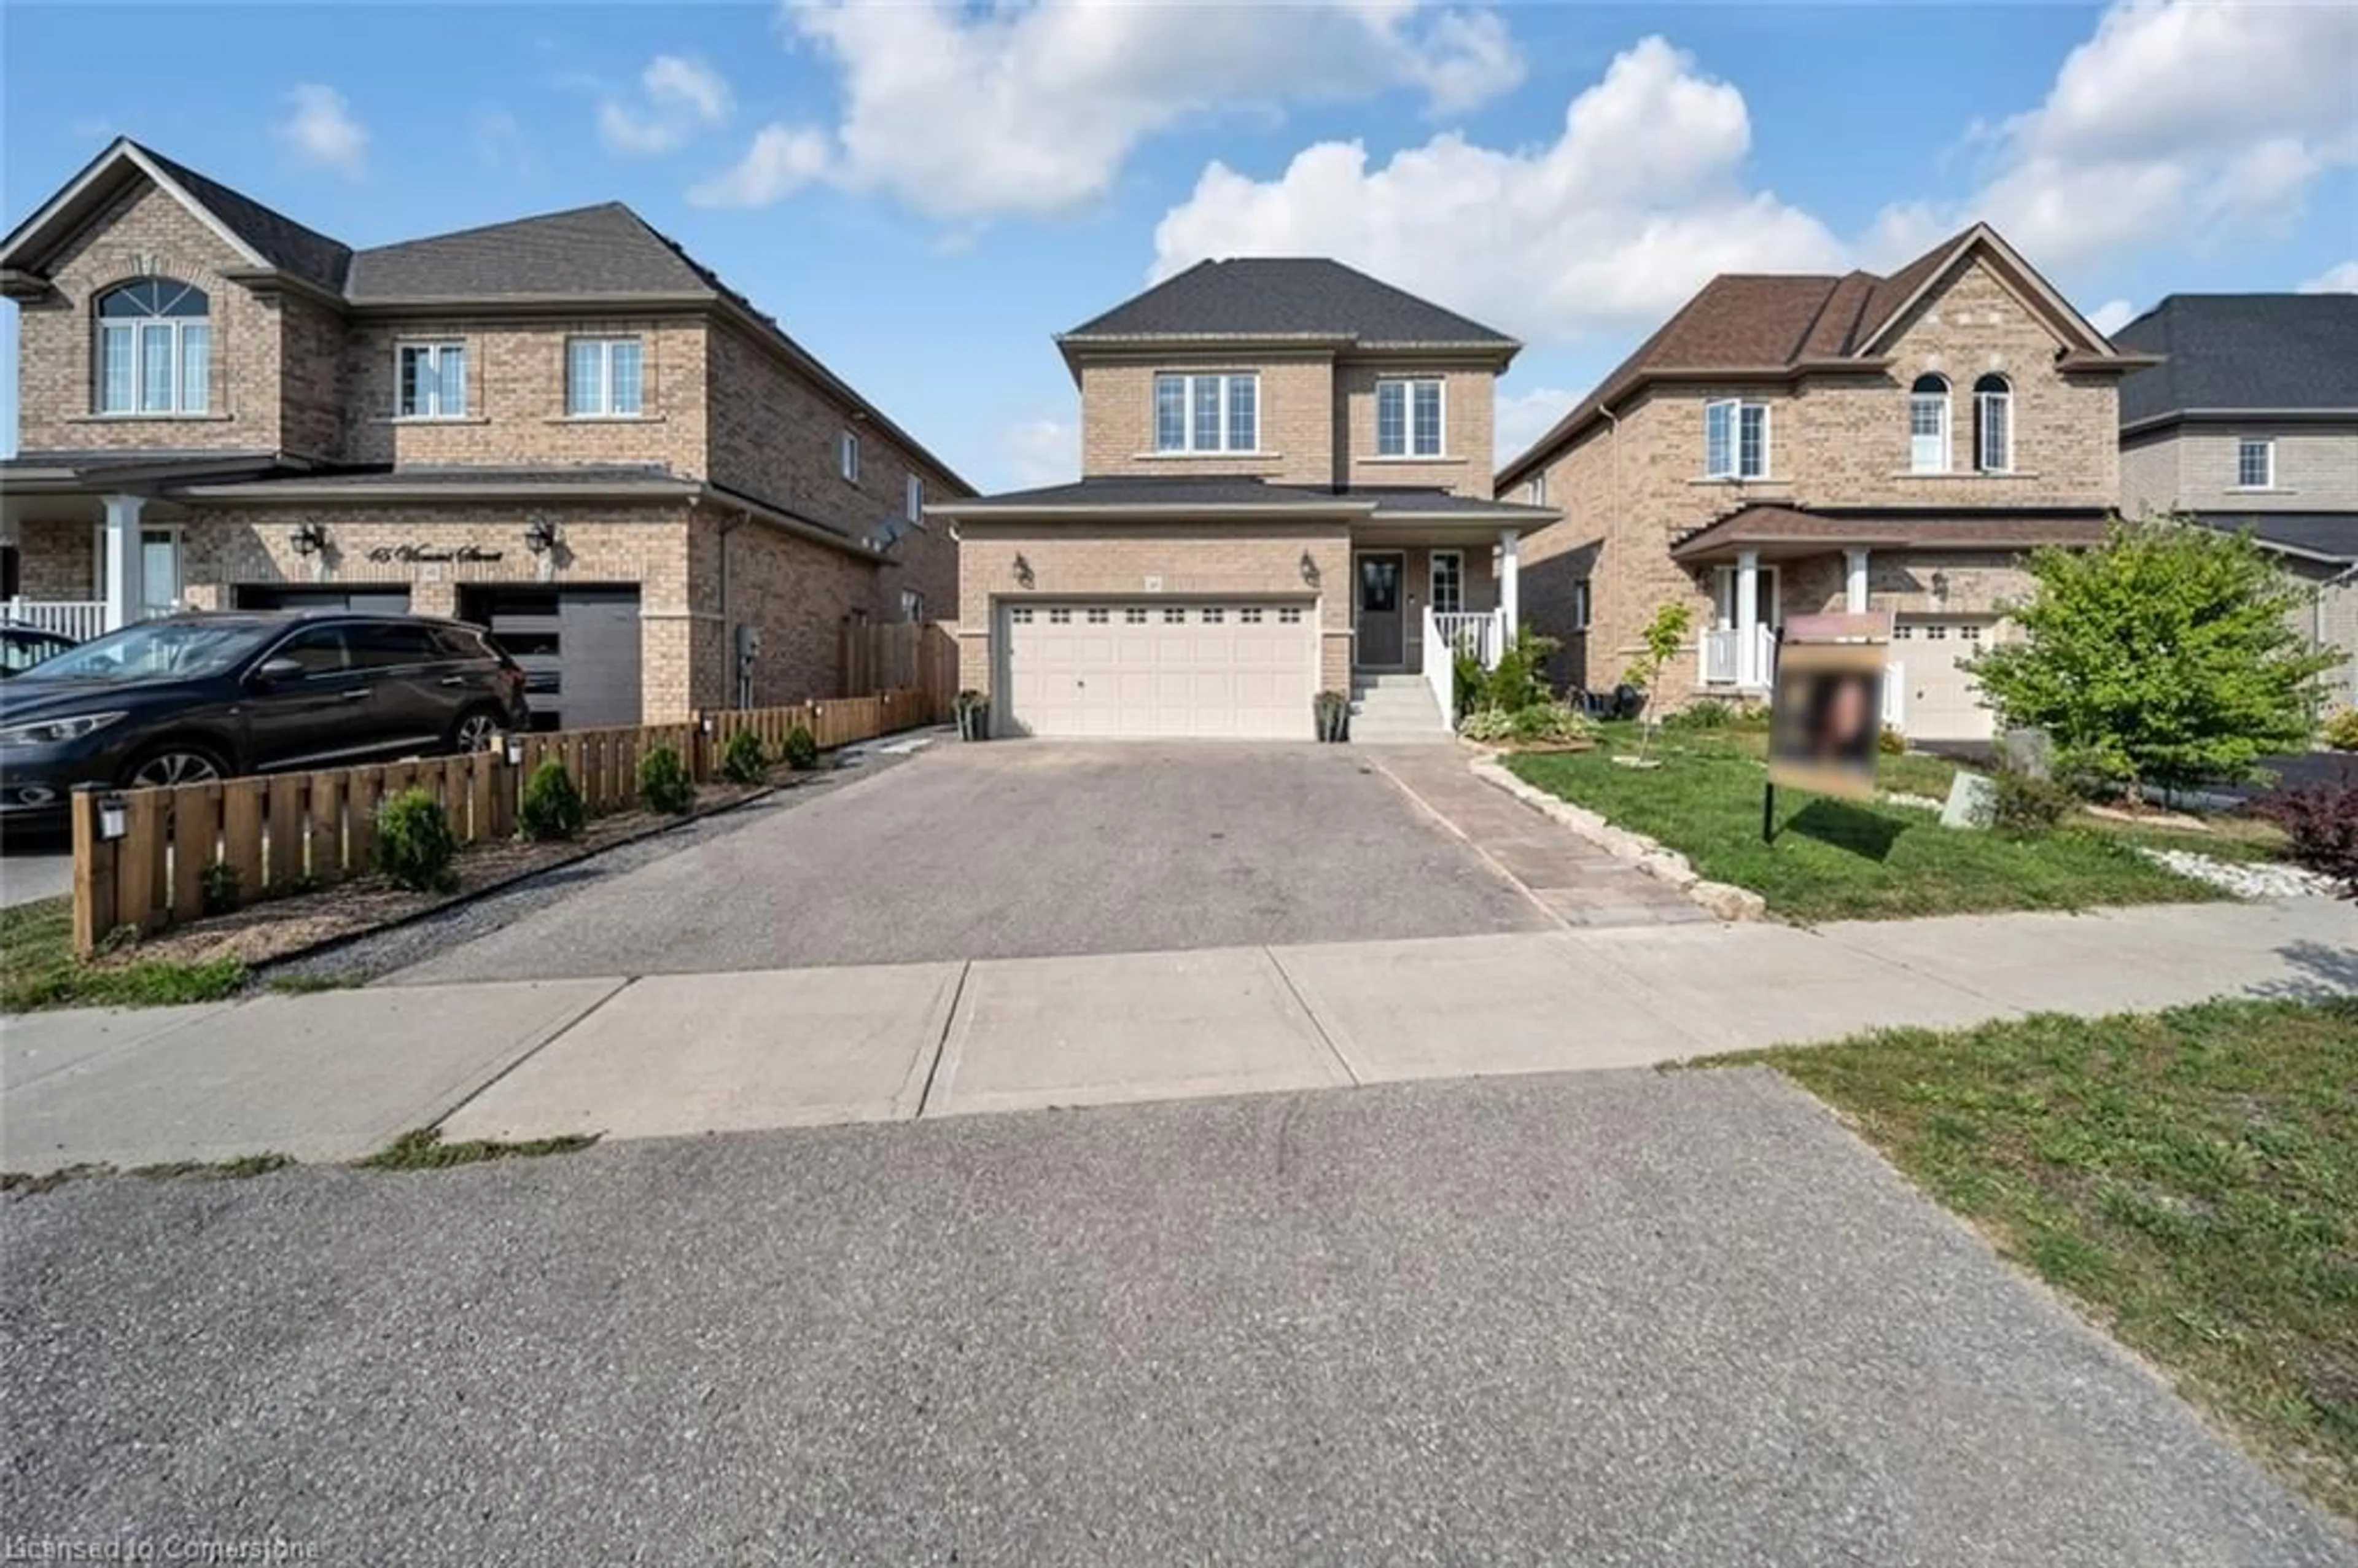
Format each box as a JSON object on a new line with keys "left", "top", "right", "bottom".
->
{"left": 1508, "top": 726, "right": 2216, "bottom": 921}
{"left": 0, "top": 896, "right": 246, "bottom": 1013}
{"left": 1727, "top": 999, "right": 2358, "bottom": 1522}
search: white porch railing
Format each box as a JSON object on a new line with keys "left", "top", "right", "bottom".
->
{"left": 1433, "top": 610, "right": 1506, "bottom": 669}
{"left": 1422, "top": 604, "right": 1453, "bottom": 723}
{"left": 5, "top": 599, "right": 109, "bottom": 640}
{"left": 1700, "top": 625, "right": 1776, "bottom": 689}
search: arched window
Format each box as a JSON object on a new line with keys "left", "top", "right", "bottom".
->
{"left": 96, "top": 278, "right": 210, "bottom": 415}
{"left": 1973, "top": 372, "right": 2012, "bottom": 473}
{"left": 1908, "top": 373, "right": 1950, "bottom": 474}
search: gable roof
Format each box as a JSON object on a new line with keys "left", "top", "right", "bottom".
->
{"left": 2112, "top": 295, "right": 2358, "bottom": 430}
{"left": 343, "top": 203, "right": 713, "bottom": 301}
{"left": 133, "top": 142, "right": 353, "bottom": 293}
{"left": 1495, "top": 223, "right": 2149, "bottom": 491}
{"left": 1059, "top": 258, "right": 1519, "bottom": 357}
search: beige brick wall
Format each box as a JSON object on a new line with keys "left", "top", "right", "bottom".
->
{"left": 14, "top": 179, "right": 282, "bottom": 454}
{"left": 1333, "top": 361, "right": 1496, "bottom": 495}
{"left": 278, "top": 291, "right": 345, "bottom": 462}
{"left": 2121, "top": 422, "right": 2358, "bottom": 516}
{"left": 10, "top": 519, "right": 97, "bottom": 599}
{"left": 954, "top": 519, "right": 1353, "bottom": 693}
{"left": 695, "top": 508, "right": 877, "bottom": 707}
{"left": 1076, "top": 354, "right": 1335, "bottom": 484}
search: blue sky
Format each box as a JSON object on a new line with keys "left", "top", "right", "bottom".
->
{"left": 4, "top": 2, "right": 2354, "bottom": 489}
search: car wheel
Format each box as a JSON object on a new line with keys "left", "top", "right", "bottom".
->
{"left": 124, "top": 744, "right": 227, "bottom": 789}
{"left": 450, "top": 707, "right": 504, "bottom": 755}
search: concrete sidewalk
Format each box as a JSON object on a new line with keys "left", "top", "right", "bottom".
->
{"left": 2, "top": 898, "right": 2348, "bottom": 1173}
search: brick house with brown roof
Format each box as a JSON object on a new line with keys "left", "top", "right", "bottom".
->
{"left": 1495, "top": 224, "right": 2154, "bottom": 741}
{"left": 1, "top": 139, "right": 970, "bottom": 726}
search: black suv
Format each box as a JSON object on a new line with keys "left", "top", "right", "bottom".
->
{"left": 0, "top": 611, "right": 529, "bottom": 821}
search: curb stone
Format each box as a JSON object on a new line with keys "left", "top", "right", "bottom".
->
{"left": 1467, "top": 756, "right": 1768, "bottom": 923}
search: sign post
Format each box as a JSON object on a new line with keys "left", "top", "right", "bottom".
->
{"left": 1764, "top": 612, "right": 1893, "bottom": 842}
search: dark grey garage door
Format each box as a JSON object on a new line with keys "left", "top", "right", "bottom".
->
{"left": 457, "top": 586, "right": 642, "bottom": 731}
{"left": 237, "top": 586, "right": 414, "bottom": 615}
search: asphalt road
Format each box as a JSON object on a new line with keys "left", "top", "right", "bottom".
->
{"left": 5, "top": 1068, "right": 2347, "bottom": 1567}
{"left": 391, "top": 742, "right": 1552, "bottom": 982}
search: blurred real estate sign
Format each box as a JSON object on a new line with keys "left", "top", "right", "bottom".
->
{"left": 1767, "top": 613, "right": 1892, "bottom": 802}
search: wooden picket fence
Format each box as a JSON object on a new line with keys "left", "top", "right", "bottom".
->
{"left": 69, "top": 689, "right": 935, "bottom": 956}
{"left": 842, "top": 619, "right": 959, "bottom": 718}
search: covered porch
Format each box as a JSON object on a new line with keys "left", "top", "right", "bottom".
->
{"left": 1348, "top": 497, "right": 1554, "bottom": 726}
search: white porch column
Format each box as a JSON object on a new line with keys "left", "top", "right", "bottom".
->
{"left": 1844, "top": 547, "right": 1870, "bottom": 615}
{"left": 101, "top": 494, "right": 145, "bottom": 633}
{"left": 1497, "top": 527, "right": 1520, "bottom": 644}
{"left": 1735, "top": 547, "right": 1761, "bottom": 688}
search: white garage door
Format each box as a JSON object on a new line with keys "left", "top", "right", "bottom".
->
{"left": 1001, "top": 600, "right": 1317, "bottom": 739}
{"left": 1891, "top": 617, "right": 1998, "bottom": 741}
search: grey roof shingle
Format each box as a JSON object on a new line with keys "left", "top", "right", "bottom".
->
{"left": 1063, "top": 258, "right": 1516, "bottom": 348}
{"left": 2187, "top": 511, "right": 2358, "bottom": 562}
{"left": 133, "top": 142, "right": 354, "bottom": 294}
{"left": 2113, "top": 295, "right": 2358, "bottom": 425}
{"left": 343, "top": 204, "right": 712, "bottom": 300}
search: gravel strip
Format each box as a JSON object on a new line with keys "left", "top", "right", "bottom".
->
{"left": 2136, "top": 845, "right": 2339, "bottom": 900}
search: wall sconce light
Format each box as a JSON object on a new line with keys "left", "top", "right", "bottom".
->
{"left": 1929, "top": 570, "right": 1951, "bottom": 602}
{"left": 523, "top": 516, "right": 562, "bottom": 556}
{"left": 1299, "top": 549, "right": 1320, "bottom": 587}
{"left": 287, "top": 522, "right": 328, "bottom": 558}
{"left": 1013, "top": 553, "right": 1035, "bottom": 588}
{"left": 98, "top": 792, "right": 128, "bottom": 841}
{"left": 503, "top": 734, "right": 524, "bottom": 766}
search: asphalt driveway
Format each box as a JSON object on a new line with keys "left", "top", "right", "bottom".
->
{"left": 392, "top": 743, "right": 1553, "bottom": 982}
{"left": 4, "top": 1069, "right": 2346, "bottom": 1566}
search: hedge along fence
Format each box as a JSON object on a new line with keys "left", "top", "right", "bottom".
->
{"left": 69, "top": 689, "right": 933, "bottom": 957}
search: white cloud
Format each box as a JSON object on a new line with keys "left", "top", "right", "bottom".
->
{"left": 2086, "top": 297, "right": 2138, "bottom": 334}
{"left": 276, "top": 84, "right": 367, "bottom": 178}
{"left": 1495, "top": 385, "right": 1577, "bottom": 464}
{"left": 689, "top": 125, "right": 831, "bottom": 208}
{"left": 1000, "top": 414, "right": 1078, "bottom": 489}
{"left": 475, "top": 108, "right": 534, "bottom": 175}
{"left": 2300, "top": 260, "right": 2358, "bottom": 293}
{"left": 697, "top": 0, "right": 1528, "bottom": 219}
{"left": 1869, "top": 0, "right": 2358, "bottom": 272}
{"left": 1150, "top": 37, "right": 1845, "bottom": 344}
{"left": 601, "top": 54, "right": 733, "bottom": 155}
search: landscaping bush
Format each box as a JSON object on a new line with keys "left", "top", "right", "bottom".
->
{"left": 1877, "top": 724, "right": 1907, "bottom": 756}
{"left": 2322, "top": 708, "right": 2358, "bottom": 752}
{"left": 1460, "top": 702, "right": 1593, "bottom": 746}
{"left": 2254, "top": 773, "right": 2358, "bottom": 898}
{"left": 376, "top": 787, "right": 459, "bottom": 892}
{"left": 1966, "top": 521, "right": 2337, "bottom": 796}
{"left": 637, "top": 744, "right": 695, "bottom": 815}
{"left": 518, "top": 759, "right": 586, "bottom": 843}
{"left": 1993, "top": 770, "right": 2076, "bottom": 836}
{"left": 1667, "top": 701, "right": 1733, "bottom": 731}
{"left": 1452, "top": 648, "right": 1487, "bottom": 719}
{"left": 200, "top": 860, "right": 241, "bottom": 917}
{"left": 782, "top": 723, "right": 820, "bottom": 772}
{"left": 720, "top": 727, "right": 768, "bottom": 786}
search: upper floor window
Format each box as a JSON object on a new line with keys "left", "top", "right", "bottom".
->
{"left": 397, "top": 342, "right": 467, "bottom": 419}
{"left": 1909, "top": 374, "right": 1950, "bottom": 474}
{"left": 566, "top": 338, "right": 643, "bottom": 417}
{"left": 1153, "top": 372, "right": 1258, "bottom": 453}
{"left": 1527, "top": 472, "right": 1547, "bottom": 506}
{"left": 905, "top": 473, "right": 924, "bottom": 524}
{"left": 2236, "top": 437, "right": 2275, "bottom": 490}
{"left": 1704, "top": 399, "right": 1770, "bottom": 479}
{"left": 96, "top": 278, "right": 209, "bottom": 415}
{"left": 1572, "top": 580, "right": 1592, "bottom": 633}
{"left": 1973, "top": 374, "right": 2012, "bottom": 473}
{"left": 1377, "top": 378, "right": 1444, "bottom": 457}
{"left": 839, "top": 430, "right": 861, "bottom": 484}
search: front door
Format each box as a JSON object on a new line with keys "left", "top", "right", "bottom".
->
{"left": 1355, "top": 551, "right": 1404, "bottom": 667}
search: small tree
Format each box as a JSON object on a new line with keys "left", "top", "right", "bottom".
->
{"left": 1622, "top": 601, "right": 1694, "bottom": 759}
{"left": 1966, "top": 520, "right": 2335, "bottom": 798}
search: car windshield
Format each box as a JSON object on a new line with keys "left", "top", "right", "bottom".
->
{"left": 27, "top": 620, "right": 266, "bottom": 681}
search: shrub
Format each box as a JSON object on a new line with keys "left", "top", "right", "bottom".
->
{"left": 782, "top": 723, "right": 820, "bottom": 772}
{"left": 2322, "top": 708, "right": 2358, "bottom": 752}
{"left": 1993, "top": 770, "right": 2076, "bottom": 835}
{"left": 1459, "top": 702, "right": 1593, "bottom": 746}
{"left": 720, "top": 727, "right": 768, "bottom": 786}
{"left": 1877, "top": 724, "right": 1907, "bottom": 756}
{"left": 2254, "top": 772, "right": 2358, "bottom": 898}
{"left": 376, "top": 787, "right": 459, "bottom": 892}
{"left": 637, "top": 744, "right": 695, "bottom": 815}
{"left": 200, "top": 860, "right": 241, "bottom": 917}
{"left": 1966, "top": 520, "right": 2337, "bottom": 796}
{"left": 518, "top": 758, "right": 586, "bottom": 842}
{"left": 1667, "top": 701, "right": 1733, "bottom": 731}
{"left": 1457, "top": 707, "right": 1517, "bottom": 743}
{"left": 1452, "top": 648, "right": 1487, "bottom": 719}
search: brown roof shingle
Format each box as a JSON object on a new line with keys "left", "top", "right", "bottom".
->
{"left": 1668, "top": 504, "right": 2115, "bottom": 561}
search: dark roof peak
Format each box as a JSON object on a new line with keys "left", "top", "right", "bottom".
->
{"left": 119, "top": 139, "right": 354, "bottom": 293}
{"left": 1062, "top": 256, "right": 1518, "bottom": 354}
{"left": 2112, "top": 293, "right": 2358, "bottom": 424}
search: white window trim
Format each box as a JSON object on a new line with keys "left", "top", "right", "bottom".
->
{"left": 1572, "top": 580, "right": 1592, "bottom": 633}
{"left": 394, "top": 341, "right": 469, "bottom": 421}
{"left": 1151, "top": 371, "right": 1261, "bottom": 455}
{"left": 1428, "top": 549, "right": 1465, "bottom": 615}
{"left": 565, "top": 336, "right": 644, "bottom": 419}
{"left": 1908, "top": 382, "right": 1951, "bottom": 475}
{"left": 905, "top": 473, "right": 924, "bottom": 524}
{"left": 839, "top": 430, "right": 862, "bottom": 484}
{"left": 1974, "top": 382, "right": 2014, "bottom": 474}
{"left": 1710, "top": 563, "right": 1783, "bottom": 628}
{"left": 89, "top": 521, "right": 185, "bottom": 613}
{"left": 1375, "top": 376, "right": 1448, "bottom": 459}
{"left": 2233, "top": 437, "right": 2277, "bottom": 491}
{"left": 1527, "top": 472, "right": 1547, "bottom": 506}
{"left": 96, "top": 311, "right": 211, "bottom": 417}
{"left": 1703, "top": 398, "right": 1772, "bottom": 479}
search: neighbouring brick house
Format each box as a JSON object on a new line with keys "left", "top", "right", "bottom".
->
{"left": 0, "top": 139, "right": 969, "bottom": 726}
{"left": 1495, "top": 224, "right": 2157, "bottom": 742}
{"left": 930, "top": 258, "right": 1555, "bottom": 740}
{"left": 2113, "top": 293, "right": 2358, "bottom": 713}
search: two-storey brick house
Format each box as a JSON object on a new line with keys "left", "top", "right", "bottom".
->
{"left": 2112, "top": 293, "right": 2358, "bottom": 713}
{"left": 931, "top": 258, "right": 1556, "bottom": 740}
{"left": 1496, "top": 225, "right": 2157, "bottom": 741}
{"left": 0, "top": 139, "right": 969, "bottom": 726}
